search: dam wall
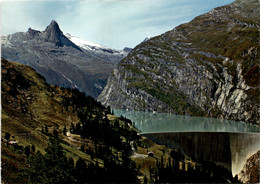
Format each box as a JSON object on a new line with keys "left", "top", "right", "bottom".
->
{"left": 142, "top": 132, "right": 260, "bottom": 177}
{"left": 229, "top": 133, "right": 260, "bottom": 176}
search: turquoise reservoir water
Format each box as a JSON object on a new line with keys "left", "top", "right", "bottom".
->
{"left": 113, "top": 109, "right": 260, "bottom": 133}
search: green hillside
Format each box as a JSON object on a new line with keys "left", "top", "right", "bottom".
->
{"left": 1, "top": 58, "right": 140, "bottom": 183}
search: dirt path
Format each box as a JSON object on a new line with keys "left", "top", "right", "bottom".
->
{"left": 66, "top": 131, "right": 83, "bottom": 143}
{"left": 130, "top": 141, "right": 147, "bottom": 158}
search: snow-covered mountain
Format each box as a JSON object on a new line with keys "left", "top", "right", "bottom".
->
{"left": 65, "top": 33, "right": 131, "bottom": 63}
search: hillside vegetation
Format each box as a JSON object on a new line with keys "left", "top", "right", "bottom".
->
{"left": 2, "top": 58, "right": 239, "bottom": 183}
{"left": 1, "top": 58, "right": 140, "bottom": 183}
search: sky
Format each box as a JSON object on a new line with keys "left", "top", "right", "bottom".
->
{"left": 1, "top": 0, "right": 234, "bottom": 50}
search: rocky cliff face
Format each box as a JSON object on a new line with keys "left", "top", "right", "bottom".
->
{"left": 98, "top": 0, "right": 259, "bottom": 125}
{"left": 238, "top": 151, "right": 260, "bottom": 183}
{"left": 1, "top": 20, "right": 129, "bottom": 98}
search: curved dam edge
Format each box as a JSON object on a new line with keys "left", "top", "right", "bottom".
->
{"left": 142, "top": 132, "right": 260, "bottom": 177}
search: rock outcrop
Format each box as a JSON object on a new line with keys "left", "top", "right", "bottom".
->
{"left": 98, "top": 0, "right": 259, "bottom": 124}
{"left": 238, "top": 151, "right": 260, "bottom": 183}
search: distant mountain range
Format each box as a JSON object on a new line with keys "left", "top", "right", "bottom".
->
{"left": 65, "top": 33, "right": 131, "bottom": 64}
{"left": 1, "top": 20, "right": 131, "bottom": 98}
{"left": 98, "top": 0, "right": 260, "bottom": 124}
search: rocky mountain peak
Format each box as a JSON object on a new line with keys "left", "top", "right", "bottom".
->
{"left": 26, "top": 27, "right": 41, "bottom": 38}
{"left": 39, "top": 20, "right": 81, "bottom": 50}
{"left": 50, "top": 19, "right": 58, "bottom": 25}
{"left": 42, "top": 20, "right": 64, "bottom": 45}
{"left": 44, "top": 20, "right": 62, "bottom": 33}
{"left": 1, "top": 19, "right": 129, "bottom": 98}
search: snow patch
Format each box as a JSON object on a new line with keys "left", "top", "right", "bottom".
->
{"left": 65, "top": 33, "right": 103, "bottom": 48}
{"left": 94, "top": 83, "right": 103, "bottom": 90}
{"left": 65, "top": 33, "right": 129, "bottom": 57}
{"left": 143, "top": 36, "right": 152, "bottom": 42}
{"left": 61, "top": 73, "right": 78, "bottom": 88}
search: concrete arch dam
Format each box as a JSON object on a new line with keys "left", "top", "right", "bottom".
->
{"left": 113, "top": 109, "right": 260, "bottom": 177}
{"left": 142, "top": 132, "right": 260, "bottom": 177}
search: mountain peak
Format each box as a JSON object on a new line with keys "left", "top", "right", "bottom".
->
{"left": 26, "top": 27, "right": 41, "bottom": 37}
{"left": 46, "top": 20, "right": 61, "bottom": 32}
{"left": 50, "top": 19, "right": 58, "bottom": 25}
{"left": 40, "top": 20, "right": 82, "bottom": 50}
{"left": 42, "top": 20, "right": 63, "bottom": 44}
{"left": 47, "top": 20, "right": 59, "bottom": 29}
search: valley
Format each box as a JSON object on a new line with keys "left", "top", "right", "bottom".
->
{"left": 1, "top": 0, "right": 259, "bottom": 183}
{"left": 1, "top": 58, "right": 244, "bottom": 183}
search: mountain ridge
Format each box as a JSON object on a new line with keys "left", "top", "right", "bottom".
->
{"left": 98, "top": 0, "right": 260, "bottom": 125}
{"left": 65, "top": 33, "right": 130, "bottom": 63}
{"left": 1, "top": 20, "right": 130, "bottom": 98}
